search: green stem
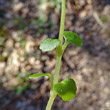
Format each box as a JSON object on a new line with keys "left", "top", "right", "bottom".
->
{"left": 46, "top": 91, "right": 57, "bottom": 110}
{"left": 53, "top": 0, "right": 66, "bottom": 84}
{"left": 46, "top": 56, "right": 62, "bottom": 110}
{"left": 59, "top": 0, "right": 66, "bottom": 45}
{"left": 49, "top": 75, "right": 53, "bottom": 89}
{"left": 53, "top": 56, "right": 62, "bottom": 84}
{"left": 46, "top": 0, "right": 66, "bottom": 110}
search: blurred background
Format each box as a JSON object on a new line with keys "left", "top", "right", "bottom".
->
{"left": 0, "top": 0, "right": 110, "bottom": 110}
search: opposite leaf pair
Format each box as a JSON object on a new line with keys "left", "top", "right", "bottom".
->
{"left": 29, "top": 73, "right": 77, "bottom": 101}
{"left": 40, "top": 31, "right": 83, "bottom": 52}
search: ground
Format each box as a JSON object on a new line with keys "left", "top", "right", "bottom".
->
{"left": 0, "top": 0, "right": 110, "bottom": 110}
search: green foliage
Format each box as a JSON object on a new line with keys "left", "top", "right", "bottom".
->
{"left": 29, "top": 73, "right": 53, "bottom": 89}
{"left": 29, "top": 73, "right": 52, "bottom": 79}
{"left": 64, "top": 31, "right": 83, "bottom": 46}
{"left": 54, "top": 78, "right": 77, "bottom": 101}
{"left": 40, "top": 39, "right": 60, "bottom": 52}
{"left": 29, "top": 0, "right": 83, "bottom": 109}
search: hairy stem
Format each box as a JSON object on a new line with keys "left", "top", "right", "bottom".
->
{"left": 46, "top": 0, "right": 66, "bottom": 110}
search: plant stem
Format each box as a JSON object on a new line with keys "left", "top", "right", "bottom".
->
{"left": 46, "top": 91, "right": 57, "bottom": 110}
{"left": 46, "top": 0, "right": 66, "bottom": 109}
{"left": 46, "top": 56, "right": 62, "bottom": 110}
{"left": 53, "top": 0, "right": 66, "bottom": 84}
{"left": 53, "top": 56, "right": 62, "bottom": 84}
{"left": 59, "top": 0, "right": 66, "bottom": 45}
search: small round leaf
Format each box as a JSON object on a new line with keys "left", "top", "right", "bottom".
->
{"left": 54, "top": 78, "right": 77, "bottom": 101}
{"left": 64, "top": 31, "right": 83, "bottom": 46}
{"left": 40, "top": 39, "right": 60, "bottom": 52}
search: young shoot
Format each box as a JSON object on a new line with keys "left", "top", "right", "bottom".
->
{"left": 29, "top": 0, "right": 83, "bottom": 110}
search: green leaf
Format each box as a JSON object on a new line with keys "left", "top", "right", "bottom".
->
{"left": 40, "top": 39, "right": 60, "bottom": 52}
{"left": 29, "top": 73, "right": 53, "bottom": 88}
{"left": 54, "top": 78, "right": 77, "bottom": 101}
{"left": 29, "top": 73, "right": 52, "bottom": 79}
{"left": 64, "top": 31, "right": 83, "bottom": 46}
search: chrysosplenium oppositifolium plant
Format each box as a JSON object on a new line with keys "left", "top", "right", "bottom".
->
{"left": 29, "top": 0, "right": 83, "bottom": 110}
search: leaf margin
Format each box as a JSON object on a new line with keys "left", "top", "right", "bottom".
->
{"left": 54, "top": 78, "right": 77, "bottom": 101}
{"left": 39, "top": 38, "right": 61, "bottom": 52}
{"left": 64, "top": 31, "right": 83, "bottom": 46}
